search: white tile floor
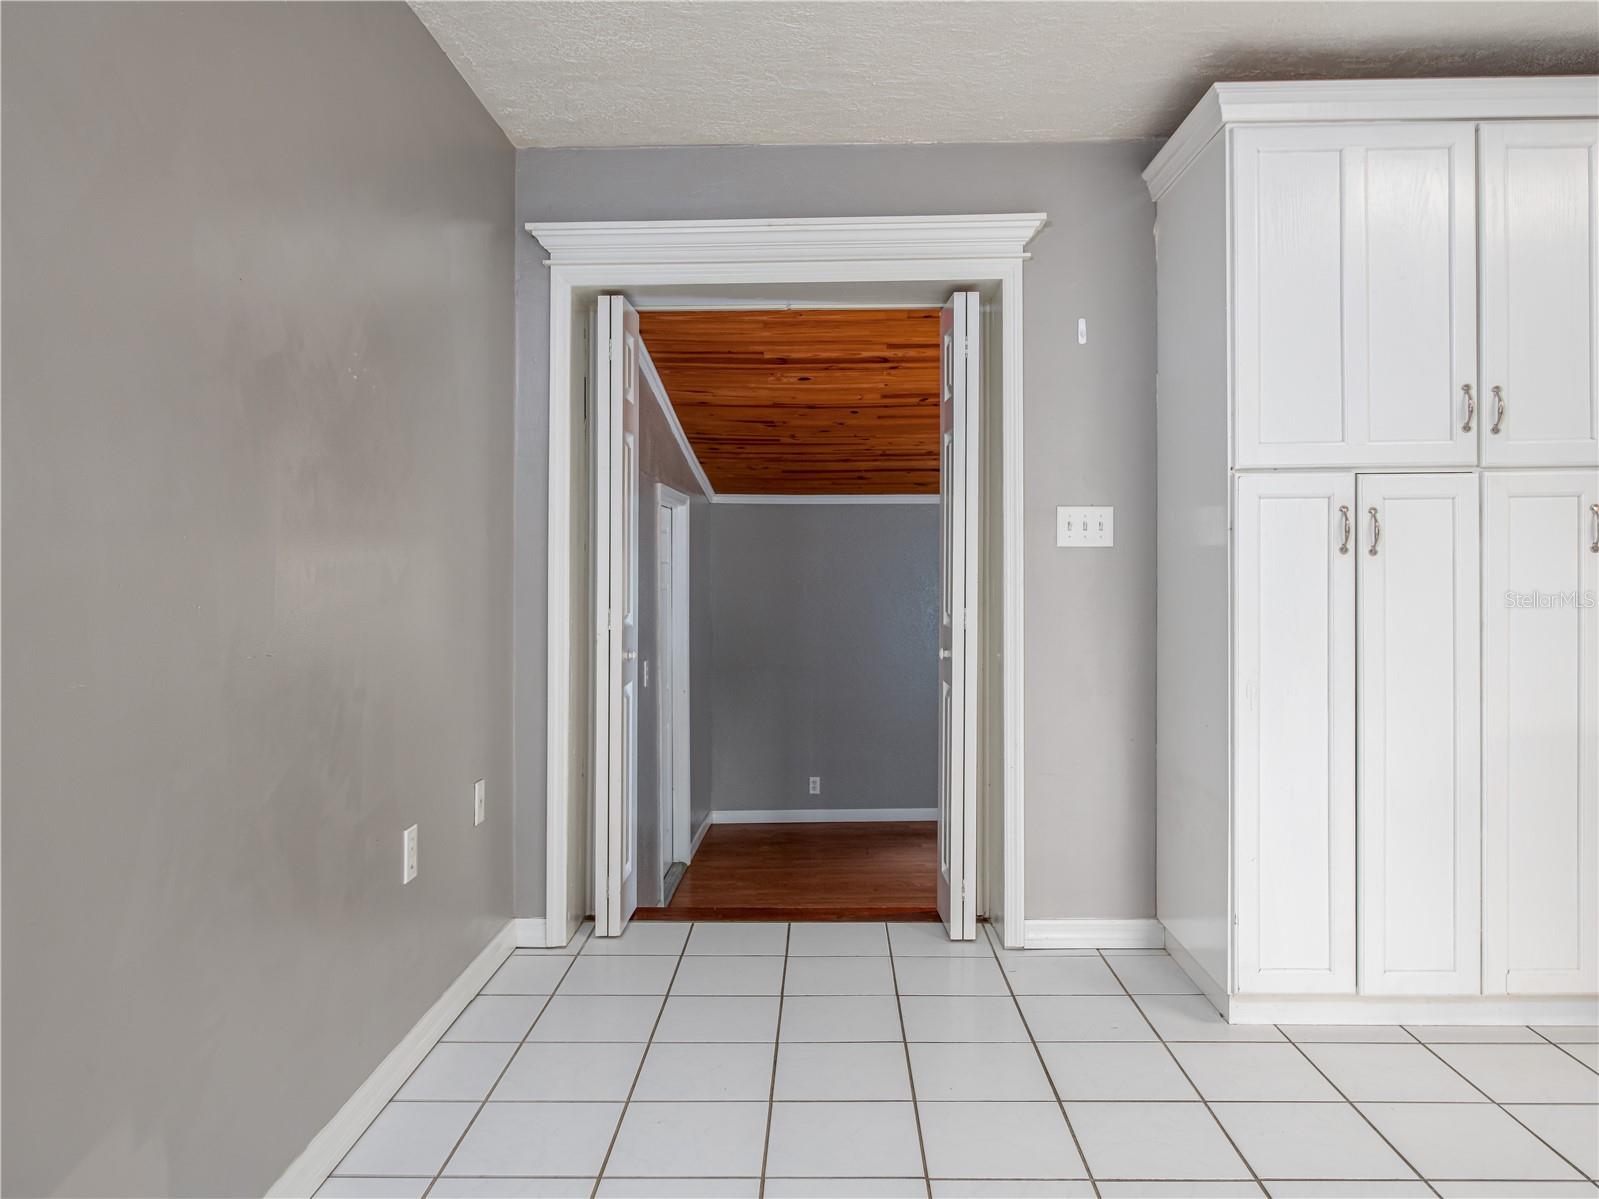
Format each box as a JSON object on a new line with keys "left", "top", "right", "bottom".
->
{"left": 319, "top": 922, "right": 1599, "bottom": 1199}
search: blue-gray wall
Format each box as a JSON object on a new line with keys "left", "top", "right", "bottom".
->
{"left": 2, "top": 5, "right": 513, "bottom": 1194}
{"left": 691, "top": 504, "right": 939, "bottom": 821}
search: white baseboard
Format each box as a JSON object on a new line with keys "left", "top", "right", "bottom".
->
{"left": 713, "top": 807, "right": 937, "bottom": 825}
{"left": 1227, "top": 993, "right": 1599, "bottom": 1026}
{"left": 1023, "top": 917, "right": 1165, "bottom": 950}
{"left": 513, "top": 917, "right": 549, "bottom": 947}
{"left": 1162, "top": 926, "right": 1229, "bottom": 1012}
{"left": 266, "top": 920, "right": 517, "bottom": 1198}
{"left": 690, "top": 814, "right": 713, "bottom": 858}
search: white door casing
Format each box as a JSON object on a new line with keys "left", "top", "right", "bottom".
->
{"left": 1356, "top": 473, "right": 1481, "bottom": 996}
{"left": 1232, "top": 123, "right": 1477, "bottom": 468}
{"left": 593, "top": 295, "right": 642, "bottom": 935}
{"left": 1479, "top": 121, "right": 1599, "bottom": 468}
{"left": 657, "top": 484, "right": 693, "bottom": 867}
{"left": 1483, "top": 470, "right": 1599, "bottom": 995}
{"left": 1233, "top": 472, "right": 1357, "bottom": 994}
{"left": 938, "top": 291, "right": 981, "bottom": 940}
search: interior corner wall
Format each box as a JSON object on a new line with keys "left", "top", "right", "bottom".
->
{"left": 1, "top": 4, "right": 514, "bottom": 1194}
{"left": 692, "top": 503, "right": 939, "bottom": 819}
{"left": 513, "top": 142, "right": 1159, "bottom": 923}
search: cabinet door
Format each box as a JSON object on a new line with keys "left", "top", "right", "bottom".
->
{"left": 1233, "top": 124, "right": 1477, "bottom": 468}
{"left": 1480, "top": 122, "right": 1599, "bottom": 467}
{"left": 1356, "top": 473, "right": 1480, "bottom": 996}
{"left": 1234, "top": 473, "right": 1356, "bottom": 994}
{"left": 1483, "top": 471, "right": 1599, "bottom": 994}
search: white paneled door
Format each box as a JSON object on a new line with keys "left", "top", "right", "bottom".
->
{"left": 1356, "top": 473, "right": 1481, "bottom": 996}
{"left": 1479, "top": 121, "right": 1599, "bottom": 468}
{"left": 1483, "top": 471, "right": 1599, "bottom": 995}
{"left": 1232, "top": 123, "right": 1477, "bottom": 468}
{"left": 937, "top": 291, "right": 980, "bottom": 940}
{"left": 1233, "top": 472, "right": 1357, "bottom": 994}
{"left": 593, "top": 295, "right": 642, "bottom": 936}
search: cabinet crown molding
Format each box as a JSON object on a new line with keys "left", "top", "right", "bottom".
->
{"left": 1144, "top": 76, "right": 1599, "bottom": 199}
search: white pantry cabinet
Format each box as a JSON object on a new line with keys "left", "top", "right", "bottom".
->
{"left": 1479, "top": 122, "right": 1599, "bottom": 467}
{"left": 1233, "top": 124, "right": 1477, "bottom": 468}
{"left": 1482, "top": 470, "right": 1599, "bottom": 995}
{"left": 1151, "top": 78, "right": 1599, "bottom": 1022}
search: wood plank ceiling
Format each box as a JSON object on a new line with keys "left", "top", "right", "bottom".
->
{"left": 637, "top": 308, "right": 942, "bottom": 495}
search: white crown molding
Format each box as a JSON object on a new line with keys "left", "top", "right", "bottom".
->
{"left": 526, "top": 214, "right": 1047, "bottom": 266}
{"left": 1144, "top": 75, "right": 1599, "bottom": 199}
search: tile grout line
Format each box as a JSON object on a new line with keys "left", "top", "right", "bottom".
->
{"left": 585, "top": 925, "right": 695, "bottom": 1199}
{"left": 1274, "top": 1021, "right": 1444, "bottom": 1197}
{"left": 885, "top": 923, "right": 935, "bottom": 1197}
{"left": 418, "top": 942, "right": 587, "bottom": 1198}
{"left": 1410, "top": 1030, "right": 1597, "bottom": 1183}
{"left": 982, "top": 924, "right": 1101, "bottom": 1198}
{"left": 1531, "top": 1025, "right": 1599, "bottom": 1077}
{"left": 1093, "top": 949, "right": 1267, "bottom": 1198}
{"left": 756, "top": 922, "right": 793, "bottom": 1198}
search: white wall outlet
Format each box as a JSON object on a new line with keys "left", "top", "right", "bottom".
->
{"left": 473, "top": 779, "right": 486, "bottom": 827}
{"left": 403, "top": 824, "right": 419, "bottom": 884}
{"left": 808, "top": 776, "right": 821, "bottom": 795}
{"left": 1077, "top": 318, "right": 1088, "bottom": 345}
{"left": 1056, "top": 505, "right": 1114, "bottom": 548}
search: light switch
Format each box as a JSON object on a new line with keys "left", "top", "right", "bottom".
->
{"left": 1056, "top": 505, "right": 1114, "bottom": 547}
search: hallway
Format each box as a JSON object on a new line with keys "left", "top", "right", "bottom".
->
{"left": 322, "top": 922, "right": 1599, "bottom": 1195}
{"left": 638, "top": 822, "right": 939, "bottom": 922}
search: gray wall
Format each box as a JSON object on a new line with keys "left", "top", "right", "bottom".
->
{"left": 1, "top": 5, "right": 514, "bottom": 1195}
{"left": 514, "top": 143, "right": 1158, "bottom": 921}
{"left": 692, "top": 504, "right": 939, "bottom": 818}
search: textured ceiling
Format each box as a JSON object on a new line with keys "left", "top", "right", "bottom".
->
{"left": 410, "top": 1, "right": 1598, "bottom": 148}
{"left": 639, "top": 308, "right": 942, "bottom": 495}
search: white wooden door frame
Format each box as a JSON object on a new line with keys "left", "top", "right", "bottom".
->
{"left": 528, "top": 214, "right": 1044, "bottom": 947}
{"left": 656, "top": 483, "right": 693, "bottom": 868}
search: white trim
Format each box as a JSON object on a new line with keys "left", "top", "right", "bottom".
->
{"left": 1227, "top": 993, "right": 1599, "bottom": 1027}
{"left": 713, "top": 807, "right": 937, "bottom": 825}
{"left": 530, "top": 214, "right": 1038, "bottom": 947}
{"left": 1023, "top": 918, "right": 1167, "bottom": 950}
{"left": 656, "top": 483, "right": 694, "bottom": 869}
{"left": 1163, "top": 925, "right": 1230, "bottom": 1012}
{"left": 710, "top": 493, "right": 938, "bottom": 505}
{"left": 513, "top": 917, "right": 551, "bottom": 948}
{"left": 266, "top": 922, "right": 516, "bottom": 1198}
{"left": 1144, "top": 76, "right": 1599, "bottom": 199}
{"left": 528, "top": 214, "right": 1047, "bottom": 266}
{"left": 689, "top": 812, "right": 713, "bottom": 860}
{"left": 638, "top": 343, "right": 716, "bottom": 500}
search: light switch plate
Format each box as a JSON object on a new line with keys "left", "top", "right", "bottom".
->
{"left": 403, "top": 825, "right": 419, "bottom": 884}
{"left": 474, "top": 779, "right": 486, "bottom": 827}
{"left": 1057, "top": 505, "right": 1114, "bottom": 547}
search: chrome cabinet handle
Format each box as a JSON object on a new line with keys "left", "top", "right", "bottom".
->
{"left": 1338, "top": 505, "right": 1352, "bottom": 555}
{"left": 1368, "top": 507, "right": 1381, "bottom": 557}
{"left": 1460, "top": 384, "right": 1475, "bottom": 433}
{"left": 1490, "top": 385, "right": 1505, "bottom": 435}
{"left": 1590, "top": 503, "right": 1598, "bottom": 554}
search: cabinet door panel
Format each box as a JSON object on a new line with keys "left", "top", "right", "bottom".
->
{"left": 1481, "top": 122, "right": 1599, "bottom": 467}
{"left": 1233, "top": 124, "right": 1476, "bottom": 468}
{"left": 1234, "top": 473, "right": 1356, "bottom": 994}
{"left": 1356, "top": 473, "right": 1480, "bottom": 996}
{"left": 1483, "top": 471, "right": 1599, "bottom": 994}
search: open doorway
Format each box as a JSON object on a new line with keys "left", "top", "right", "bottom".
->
{"left": 631, "top": 307, "right": 949, "bottom": 922}
{"left": 530, "top": 215, "right": 1041, "bottom": 949}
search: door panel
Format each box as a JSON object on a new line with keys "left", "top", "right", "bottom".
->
{"left": 1483, "top": 471, "right": 1599, "bottom": 994}
{"left": 593, "top": 295, "right": 642, "bottom": 936}
{"left": 937, "top": 292, "right": 980, "bottom": 940}
{"left": 1480, "top": 121, "right": 1599, "bottom": 467}
{"left": 1356, "top": 473, "right": 1480, "bottom": 996}
{"left": 1234, "top": 472, "right": 1356, "bottom": 994}
{"left": 1233, "top": 124, "right": 1476, "bottom": 468}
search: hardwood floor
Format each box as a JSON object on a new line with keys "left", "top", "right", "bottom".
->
{"left": 633, "top": 820, "right": 939, "bottom": 921}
